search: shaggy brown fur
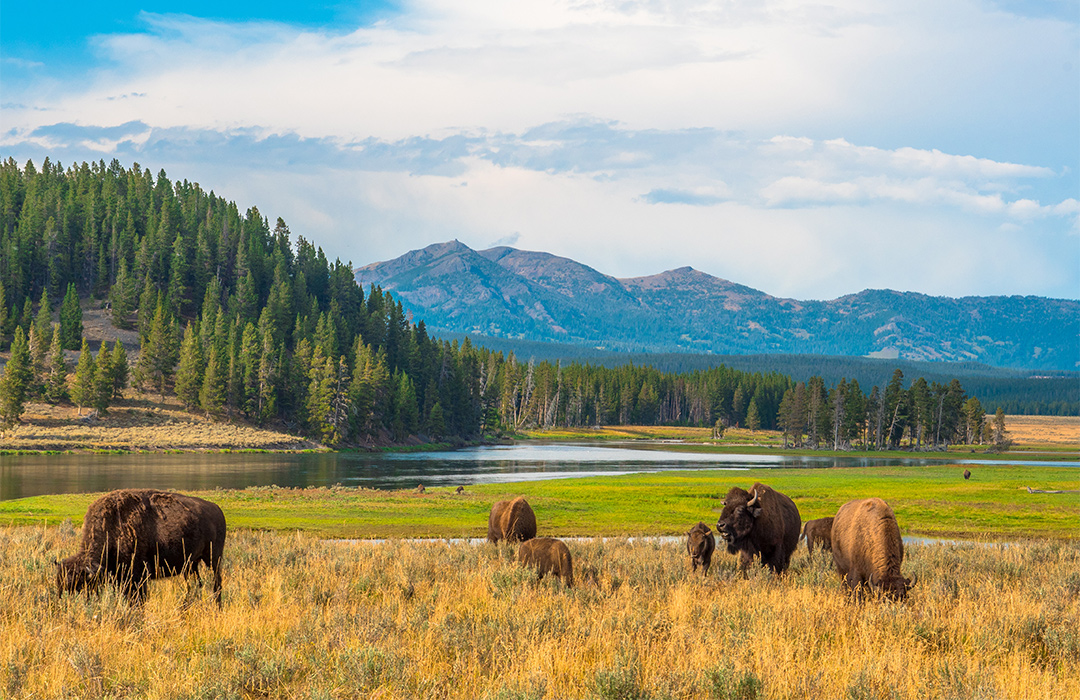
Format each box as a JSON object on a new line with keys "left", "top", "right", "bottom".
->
{"left": 800, "top": 517, "right": 834, "bottom": 561}
{"left": 456, "top": 486, "right": 464, "bottom": 494}
{"left": 487, "top": 497, "right": 537, "bottom": 543}
{"left": 716, "top": 482, "right": 801, "bottom": 576}
{"left": 56, "top": 489, "right": 226, "bottom": 606}
{"left": 518, "top": 537, "right": 573, "bottom": 586}
{"left": 831, "top": 498, "right": 913, "bottom": 601}
{"left": 686, "top": 521, "right": 716, "bottom": 577}
{"left": 963, "top": 469, "right": 971, "bottom": 480}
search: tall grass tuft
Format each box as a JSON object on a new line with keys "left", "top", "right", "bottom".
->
{"left": 0, "top": 527, "right": 1076, "bottom": 698}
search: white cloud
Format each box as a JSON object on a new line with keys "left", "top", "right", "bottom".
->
{"left": 1, "top": 0, "right": 1076, "bottom": 299}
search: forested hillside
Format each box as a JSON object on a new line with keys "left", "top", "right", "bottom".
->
{"left": 0, "top": 158, "right": 1018, "bottom": 449}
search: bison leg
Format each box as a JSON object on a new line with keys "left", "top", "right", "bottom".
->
{"left": 702, "top": 557, "right": 711, "bottom": 578}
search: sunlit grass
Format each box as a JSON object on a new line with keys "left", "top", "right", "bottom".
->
{"left": 1, "top": 526, "right": 1077, "bottom": 699}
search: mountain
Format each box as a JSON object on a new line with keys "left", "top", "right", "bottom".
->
{"left": 354, "top": 241, "right": 1079, "bottom": 371}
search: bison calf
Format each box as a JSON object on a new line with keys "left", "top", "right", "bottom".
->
{"left": 686, "top": 522, "right": 716, "bottom": 577}
{"left": 518, "top": 537, "right": 573, "bottom": 586}
{"left": 831, "top": 498, "right": 914, "bottom": 601}
{"left": 56, "top": 489, "right": 226, "bottom": 606}
{"left": 800, "top": 517, "right": 834, "bottom": 562}
{"left": 487, "top": 497, "right": 537, "bottom": 543}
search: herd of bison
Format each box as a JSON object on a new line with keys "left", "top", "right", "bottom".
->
{"left": 54, "top": 483, "right": 916, "bottom": 607}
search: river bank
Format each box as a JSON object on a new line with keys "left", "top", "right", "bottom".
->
{"left": 4, "top": 464, "right": 1077, "bottom": 540}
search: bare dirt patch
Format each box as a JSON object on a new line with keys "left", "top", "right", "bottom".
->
{"left": 2, "top": 393, "right": 321, "bottom": 452}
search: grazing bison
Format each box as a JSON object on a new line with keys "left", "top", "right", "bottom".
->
{"left": 456, "top": 486, "right": 465, "bottom": 494}
{"left": 487, "top": 497, "right": 537, "bottom": 543}
{"left": 831, "top": 497, "right": 914, "bottom": 601}
{"left": 716, "top": 483, "right": 801, "bottom": 576}
{"left": 800, "top": 517, "right": 834, "bottom": 561}
{"left": 963, "top": 469, "right": 971, "bottom": 480}
{"left": 686, "top": 522, "right": 716, "bottom": 577}
{"left": 56, "top": 489, "right": 226, "bottom": 606}
{"left": 415, "top": 484, "right": 426, "bottom": 494}
{"left": 518, "top": 537, "right": 573, "bottom": 586}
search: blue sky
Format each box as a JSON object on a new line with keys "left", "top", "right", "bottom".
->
{"left": 2, "top": 0, "right": 1077, "bottom": 300}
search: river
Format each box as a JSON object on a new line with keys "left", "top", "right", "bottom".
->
{"left": 2, "top": 442, "right": 1073, "bottom": 501}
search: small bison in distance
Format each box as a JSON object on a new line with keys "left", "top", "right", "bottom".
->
{"left": 800, "top": 517, "right": 834, "bottom": 561}
{"left": 56, "top": 489, "right": 226, "bottom": 606}
{"left": 686, "top": 522, "right": 716, "bottom": 577}
{"left": 518, "top": 537, "right": 573, "bottom": 586}
{"left": 716, "top": 483, "right": 801, "bottom": 577}
{"left": 487, "top": 497, "right": 537, "bottom": 543}
{"left": 831, "top": 498, "right": 914, "bottom": 601}
{"left": 963, "top": 469, "right": 971, "bottom": 480}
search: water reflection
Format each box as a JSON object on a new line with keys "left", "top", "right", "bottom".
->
{"left": 1, "top": 443, "right": 1073, "bottom": 500}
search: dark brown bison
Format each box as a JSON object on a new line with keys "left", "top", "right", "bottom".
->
{"left": 800, "top": 517, "right": 834, "bottom": 561}
{"left": 487, "top": 497, "right": 537, "bottom": 543}
{"left": 716, "top": 483, "right": 801, "bottom": 576}
{"left": 686, "top": 521, "right": 716, "bottom": 577}
{"left": 456, "top": 486, "right": 464, "bottom": 494}
{"left": 963, "top": 469, "right": 971, "bottom": 480}
{"left": 56, "top": 489, "right": 226, "bottom": 606}
{"left": 517, "top": 537, "right": 573, "bottom": 586}
{"left": 831, "top": 497, "right": 914, "bottom": 601}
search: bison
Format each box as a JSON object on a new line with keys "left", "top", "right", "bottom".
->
{"left": 963, "top": 469, "right": 971, "bottom": 480}
{"left": 800, "top": 517, "right": 834, "bottom": 562}
{"left": 686, "top": 521, "right": 716, "bottom": 577}
{"left": 517, "top": 537, "right": 573, "bottom": 586}
{"left": 716, "top": 483, "right": 801, "bottom": 576}
{"left": 487, "top": 497, "right": 537, "bottom": 543}
{"left": 830, "top": 497, "right": 914, "bottom": 601}
{"left": 456, "top": 486, "right": 465, "bottom": 494}
{"left": 56, "top": 489, "right": 226, "bottom": 606}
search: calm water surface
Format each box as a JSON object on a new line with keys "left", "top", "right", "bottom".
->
{"left": 1, "top": 442, "right": 1073, "bottom": 500}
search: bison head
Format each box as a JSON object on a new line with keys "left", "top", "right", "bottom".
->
{"left": 55, "top": 556, "right": 96, "bottom": 596}
{"left": 716, "top": 487, "right": 763, "bottom": 552}
{"left": 882, "top": 573, "right": 916, "bottom": 601}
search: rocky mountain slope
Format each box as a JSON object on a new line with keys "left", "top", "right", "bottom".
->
{"left": 354, "top": 241, "right": 1078, "bottom": 371}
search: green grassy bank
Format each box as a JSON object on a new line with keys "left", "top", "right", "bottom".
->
{"left": 2, "top": 464, "right": 1076, "bottom": 540}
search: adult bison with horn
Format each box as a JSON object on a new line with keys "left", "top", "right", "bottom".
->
{"left": 830, "top": 497, "right": 915, "bottom": 601}
{"left": 715, "top": 483, "right": 801, "bottom": 576}
{"left": 56, "top": 489, "right": 227, "bottom": 606}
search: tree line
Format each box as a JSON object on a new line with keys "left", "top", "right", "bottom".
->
{"left": 0, "top": 158, "right": 1009, "bottom": 448}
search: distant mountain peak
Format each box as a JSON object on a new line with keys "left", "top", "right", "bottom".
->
{"left": 355, "top": 241, "right": 1078, "bottom": 370}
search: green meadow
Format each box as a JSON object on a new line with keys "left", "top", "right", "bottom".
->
{"left": 2, "top": 464, "right": 1076, "bottom": 540}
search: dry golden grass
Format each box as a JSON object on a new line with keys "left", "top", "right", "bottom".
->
{"left": 2, "top": 526, "right": 1077, "bottom": 699}
{"left": 1, "top": 394, "right": 318, "bottom": 452}
{"left": 1004, "top": 415, "right": 1080, "bottom": 448}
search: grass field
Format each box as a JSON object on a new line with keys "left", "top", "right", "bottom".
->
{"left": 3, "top": 465, "right": 1077, "bottom": 540}
{"left": 1, "top": 528, "right": 1077, "bottom": 699}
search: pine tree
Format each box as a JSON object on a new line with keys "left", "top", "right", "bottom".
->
{"left": 27, "top": 323, "right": 46, "bottom": 399}
{"left": 70, "top": 339, "right": 96, "bottom": 415}
{"left": 93, "top": 344, "right": 112, "bottom": 414}
{"left": 0, "top": 327, "right": 33, "bottom": 430}
{"left": 109, "top": 259, "right": 137, "bottom": 329}
{"left": 305, "top": 346, "right": 334, "bottom": 441}
{"left": 256, "top": 326, "right": 278, "bottom": 424}
{"left": 240, "top": 321, "right": 260, "bottom": 417}
{"left": 199, "top": 346, "right": 227, "bottom": 417}
{"left": 136, "top": 300, "right": 178, "bottom": 398}
{"left": 174, "top": 322, "right": 204, "bottom": 410}
{"left": 109, "top": 341, "right": 129, "bottom": 399}
{"left": 0, "top": 280, "right": 8, "bottom": 339}
{"left": 44, "top": 325, "right": 69, "bottom": 404}
{"left": 59, "top": 283, "right": 83, "bottom": 350}
{"left": 745, "top": 396, "right": 761, "bottom": 432}
{"left": 992, "top": 408, "right": 1012, "bottom": 451}
{"left": 18, "top": 297, "right": 32, "bottom": 336}
{"left": 427, "top": 401, "right": 445, "bottom": 440}
{"left": 34, "top": 288, "right": 52, "bottom": 344}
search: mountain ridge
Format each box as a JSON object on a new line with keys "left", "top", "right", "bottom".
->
{"left": 354, "top": 241, "right": 1078, "bottom": 371}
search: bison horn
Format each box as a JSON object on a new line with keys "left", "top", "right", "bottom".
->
{"left": 747, "top": 489, "right": 760, "bottom": 507}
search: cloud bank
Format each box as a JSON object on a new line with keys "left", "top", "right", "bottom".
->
{"left": 1, "top": 0, "right": 1076, "bottom": 299}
